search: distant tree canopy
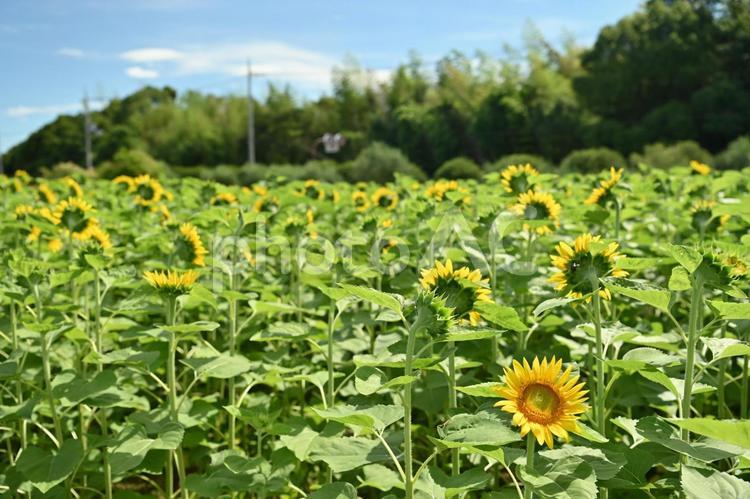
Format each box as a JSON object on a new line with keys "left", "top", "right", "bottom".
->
{"left": 6, "top": 0, "right": 750, "bottom": 176}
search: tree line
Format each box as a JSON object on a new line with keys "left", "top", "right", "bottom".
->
{"left": 6, "top": 0, "right": 750, "bottom": 177}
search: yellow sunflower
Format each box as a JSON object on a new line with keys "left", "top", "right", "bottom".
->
{"left": 691, "top": 200, "right": 729, "bottom": 234}
{"left": 143, "top": 270, "right": 199, "bottom": 295}
{"left": 300, "top": 179, "right": 325, "bottom": 200}
{"left": 53, "top": 197, "right": 95, "bottom": 236}
{"left": 81, "top": 224, "right": 113, "bottom": 250}
{"left": 372, "top": 187, "right": 399, "bottom": 210}
{"left": 425, "top": 179, "right": 459, "bottom": 201}
{"left": 690, "top": 160, "right": 711, "bottom": 176}
{"left": 511, "top": 190, "right": 561, "bottom": 235}
{"left": 63, "top": 176, "right": 84, "bottom": 197}
{"left": 419, "top": 259, "right": 492, "bottom": 325}
{"left": 584, "top": 167, "right": 623, "bottom": 206}
{"left": 352, "top": 191, "right": 370, "bottom": 212}
{"left": 113, "top": 175, "right": 135, "bottom": 190}
{"left": 48, "top": 238, "right": 64, "bottom": 253}
{"left": 500, "top": 164, "right": 539, "bottom": 195}
{"left": 211, "top": 192, "right": 238, "bottom": 206}
{"left": 253, "top": 195, "right": 280, "bottom": 214}
{"left": 494, "top": 356, "right": 588, "bottom": 448}
{"left": 550, "top": 233, "right": 628, "bottom": 300}
{"left": 38, "top": 183, "right": 58, "bottom": 204}
{"left": 178, "top": 223, "right": 208, "bottom": 267}
{"left": 708, "top": 251, "right": 749, "bottom": 283}
{"left": 132, "top": 175, "right": 165, "bottom": 207}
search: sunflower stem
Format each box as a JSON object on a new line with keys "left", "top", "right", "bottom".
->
{"left": 591, "top": 292, "right": 606, "bottom": 436}
{"left": 403, "top": 318, "right": 418, "bottom": 499}
{"left": 448, "top": 342, "right": 459, "bottom": 476}
{"left": 165, "top": 296, "right": 188, "bottom": 499}
{"left": 741, "top": 356, "right": 748, "bottom": 420}
{"left": 524, "top": 436, "right": 535, "bottom": 499}
{"left": 717, "top": 324, "right": 727, "bottom": 419}
{"left": 613, "top": 197, "right": 621, "bottom": 242}
{"left": 681, "top": 276, "right": 703, "bottom": 452}
{"left": 94, "top": 271, "right": 113, "bottom": 499}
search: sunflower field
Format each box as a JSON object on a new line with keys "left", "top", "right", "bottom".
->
{"left": 1, "top": 161, "right": 750, "bottom": 499}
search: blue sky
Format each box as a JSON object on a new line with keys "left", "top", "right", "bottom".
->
{"left": 0, "top": 0, "right": 641, "bottom": 152}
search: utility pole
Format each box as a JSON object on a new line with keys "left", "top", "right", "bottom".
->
{"left": 246, "top": 60, "right": 255, "bottom": 165}
{"left": 83, "top": 94, "right": 93, "bottom": 170}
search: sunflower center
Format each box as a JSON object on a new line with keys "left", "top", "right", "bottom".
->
{"left": 523, "top": 201, "right": 550, "bottom": 220}
{"left": 509, "top": 174, "right": 529, "bottom": 194}
{"left": 378, "top": 195, "right": 394, "bottom": 208}
{"left": 138, "top": 184, "right": 155, "bottom": 201}
{"left": 305, "top": 186, "right": 320, "bottom": 199}
{"left": 521, "top": 383, "right": 561, "bottom": 423}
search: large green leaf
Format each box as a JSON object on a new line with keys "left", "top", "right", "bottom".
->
{"left": 313, "top": 404, "right": 403, "bottom": 432}
{"left": 307, "top": 482, "right": 358, "bottom": 499}
{"left": 182, "top": 354, "right": 252, "bottom": 379}
{"left": 665, "top": 244, "right": 702, "bottom": 274}
{"left": 338, "top": 284, "right": 403, "bottom": 314}
{"left": 607, "top": 283, "right": 671, "bottom": 313}
{"left": 682, "top": 466, "right": 750, "bottom": 499}
{"left": 433, "top": 411, "right": 520, "bottom": 448}
{"left": 15, "top": 440, "right": 84, "bottom": 493}
{"left": 109, "top": 422, "right": 184, "bottom": 474}
{"left": 308, "top": 436, "right": 391, "bottom": 472}
{"left": 475, "top": 302, "right": 527, "bottom": 332}
{"left": 635, "top": 417, "right": 744, "bottom": 462}
{"left": 708, "top": 300, "right": 750, "bottom": 320}
{"left": 519, "top": 456, "right": 597, "bottom": 499}
{"left": 668, "top": 418, "right": 750, "bottom": 450}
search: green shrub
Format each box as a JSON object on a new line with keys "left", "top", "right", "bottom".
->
{"left": 346, "top": 142, "right": 427, "bottom": 183}
{"left": 40, "top": 161, "right": 91, "bottom": 179}
{"left": 629, "top": 140, "right": 712, "bottom": 169}
{"left": 434, "top": 157, "right": 483, "bottom": 179}
{"left": 560, "top": 147, "right": 626, "bottom": 173}
{"left": 715, "top": 136, "right": 750, "bottom": 170}
{"left": 96, "top": 148, "right": 170, "bottom": 179}
{"left": 486, "top": 153, "right": 552, "bottom": 173}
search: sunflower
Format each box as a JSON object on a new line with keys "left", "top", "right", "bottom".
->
{"left": 584, "top": 167, "right": 623, "bottom": 206}
{"left": 178, "top": 223, "right": 208, "bottom": 267}
{"left": 53, "top": 197, "right": 94, "bottom": 235}
{"left": 372, "top": 187, "right": 399, "bottom": 210}
{"left": 113, "top": 175, "right": 135, "bottom": 190}
{"left": 706, "top": 250, "right": 749, "bottom": 283}
{"left": 48, "top": 238, "right": 64, "bottom": 253}
{"left": 14, "top": 204, "right": 35, "bottom": 219}
{"left": 251, "top": 184, "right": 268, "bottom": 196}
{"left": 500, "top": 164, "right": 539, "bottom": 195}
{"left": 300, "top": 179, "right": 325, "bottom": 200}
{"left": 132, "top": 175, "right": 165, "bottom": 207}
{"left": 328, "top": 189, "right": 341, "bottom": 204}
{"left": 690, "top": 160, "right": 711, "bottom": 176}
{"left": 425, "top": 179, "right": 460, "bottom": 201}
{"left": 211, "top": 192, "right": 238, "bottom": 206}
{"left": 691, "top": 200, "right": 729, "bottom": 235}
{"left": 494, "top": 357, "right": 588, "bottom": 448}
{"left": 419, "top": 259, "right": 492, "bottom": 325}
{"left": 352, "top": 191, "right": 370, "bottom": 212}
{"left": 511, "top": 190, "right": 561, "bottom": 235}
{"left": 13, "top": 170, "right": 30, "bottom": 192}
{"left": 550, "top": 233, "right": 628, "bottom": 300}
{"left": 63, "top": 176, "right": 84, "bottom": 197}
{"left": 38, "top": 183, "right": 58, "bottom": 204}
{"left": 253, "top": 195, "right": 280, "bottom": 214}
{"left": 143, "top": 269, "right": 199, "bottom": 295}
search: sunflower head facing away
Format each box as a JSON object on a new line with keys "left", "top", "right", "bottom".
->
{"left": 691, "top": 200, "right": 728, "bottom": 235}
{"left": 705, "top": 250, "right": 749, "bottom": 285}
{"left": 511, "top": 190, "right": 561, "bottom": 235}
{"left": 253, "top": 195, "right": 280, "bottom": 214}
{"left": 63, "top": 177, "right": 84, "bottom": 198}
{"left": 494, "top": 357, "right": 588, "bottom": 448}
{"left": 584, "top": 167, "right": 623, "bottom": 206}
{"left": 211, "top": 192, "right": 238, "bottom": 206}
{"left": 425, "top": 179, "right": 460, "bottom": 201}
{"left": 550, "top": 233, "right": 628, "bottom": 300}
{"left": 501, "top": 164, "right": 539, "bottom": 195}
{"left": 177, "top": 223, "right": 208, "bottom": 267}
{"left": 301, "top": 179, "right": 325, "bottom": 200}
{"left": 420, "top": 259, "right": 492, "bottom": 325}
{"left": 372, "top": 187, "right": 399, "bottom": 210}
{"left": 352, "top": 191, "right": 370, "bottom": 213}
{"left": 144, "top": 269, "right": 199, "bottom": 296}
{"left": 38, "top": 183, "right": 58, "bottom": 204}
{"left": 690, "top": 160, "right": 712, "bottom": 176}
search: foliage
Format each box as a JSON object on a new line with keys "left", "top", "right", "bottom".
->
{"left": 715, "top": 136, "right": 750, "bottom": 170}
{"left": 630, "top": 140, "right": 713, "bottom": 169}
{"left": 433, "top": 157, "right": 483, "bottom": 179}
{"left": 486, "top": 153, "right": 553, "bottom": 173}
{"left": 560, "top": 147, "right": 626, "bottom": 173}
{"left": 345, "top": 142, "right": 426, "bottom": 183}
{"left": 96, "top": 148, "right": 170, "bottom": 179}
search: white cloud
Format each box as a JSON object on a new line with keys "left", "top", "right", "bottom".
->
{"left": 121, "top": 48, "right": 183, "bottom": 63}
{"left": 125, "top": 66, "right": 160, "bottom": 79}
{"left": 57, "top": 47, "right": 85, "bottom": 58}
{"left": 6, "top": 103, "right": 81, "bottom": 118}
{"left": 118, "top": 41, "right": 338, "bottom": 89}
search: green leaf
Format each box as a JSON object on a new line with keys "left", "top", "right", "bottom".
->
{"left": 15, "top": 440, "right": 84, "bottom": 493}
{"left": 182, "top": 354, "right": 252, "bottom": 379}
{"left": 475, "top": 302, "right": 527, "bottom": 332}
{"left": 636, "top": 417, "right": 744, "bottom": 461}
{"left": 519, "top": 456, "right": 597, "bottom": 499}
{"left": 438, "top": 326, "right": 505, "bottom": 342}
{"left": 428, "top": 465, "right": 490, "bottom": 494}
{"left": 433, "top": 411, "right": 520, "bottom": 448}
{"left": 360, "top": 464, "right": 403, "bottom": 492}
{"left": 354, "top": 366, "right": 415, "bottom": 396}
{"left": 668, "top": 418, "right": 750, "bottom": 450}
{"left": 185, "top": 283, "right": 219, "bottom": 311}
{"left": 162, "top": 321, "right": 220, "bottom": 334}
{"left": 708, "top": 300, "right": 750, "bottom": 320}
{"left": 665, "top": 244, "right": 703, "bottom": 274}
{"left": 540, "top": 446, "right": 625, "bottom": 480}
{"left": 607, "top": 284, "right": 671, "bottom": 313}
{"left": 338, "top": 284, "right": 403, "bottom": 314}
{"left": 669, "top": 266, "right": 691, "bottom": 291}
{"left": 109, "top": 422, "right": 184, "bottom": 474}
{"left": 307, "top": 482, "right": 358, "bottom": 499}
{"left": 249, "top": 300, "right": 307, "bottom": 316}
{"left": 308, "top": 436, "right": 390, "bottom": 472}
{"left": 533, "top": 298, "right": 577, "bottom": 317}
{"left": 456, "top": 382, "right": 502, "bottom": 398}
{"left": 702, "top": 338, "right": 750, "bottom": 361}
{"left": 313, "top": 404, "right": 402, "bottom": 432}
{"left": 682, "top": 466, "right": 750, "bottom": 499}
